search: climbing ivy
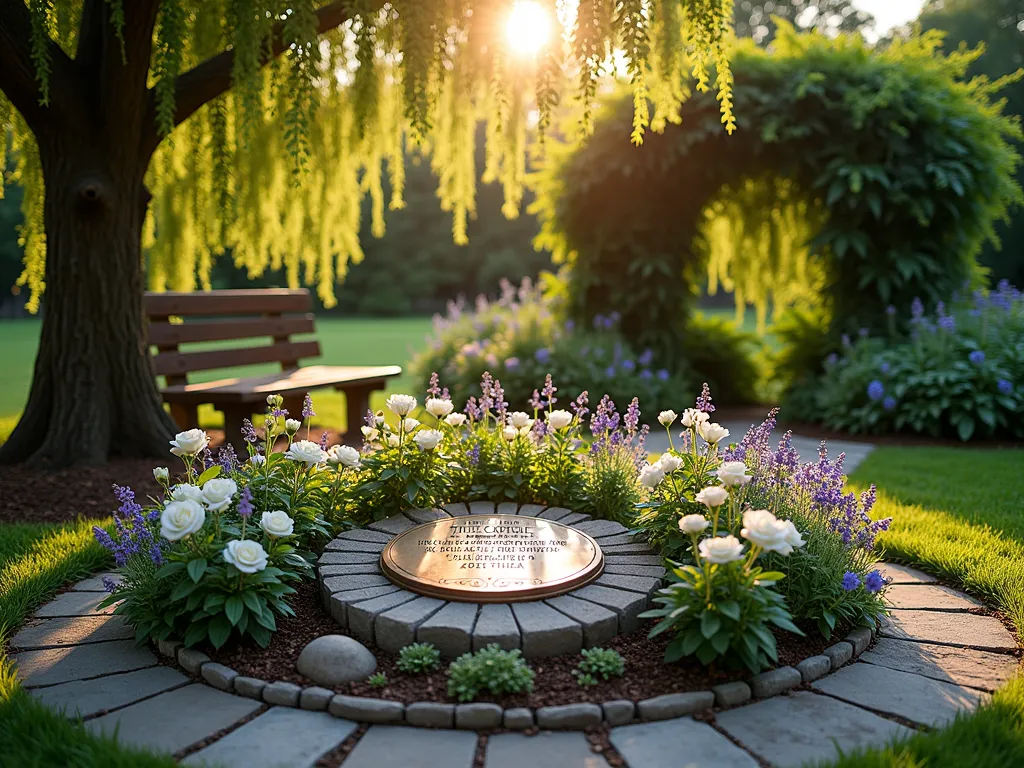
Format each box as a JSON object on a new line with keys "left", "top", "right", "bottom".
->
{"left": 1, "top": 0, "right": 738, "bottom": 310}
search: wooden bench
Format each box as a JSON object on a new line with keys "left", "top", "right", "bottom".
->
{"left": 145, "top": 289, "right": 401, "bottom": 450}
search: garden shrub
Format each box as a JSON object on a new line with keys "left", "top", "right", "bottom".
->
{"left": 572, "top": 648, "right": 625, "bottom": 687}
{"left": 366, "top": 672, "right": 388, "bottom": 688}
{"left": 396, "top": 642, "right": 442, "bottom": 674}
{"left": 532, "top": 26, "right": 1022, "bottom": 386}
{"left": 446, "top": 645, "right": 536, "bottom": 702}
{"left": 805, "top": 283, "right": 1023, "bottom": 440}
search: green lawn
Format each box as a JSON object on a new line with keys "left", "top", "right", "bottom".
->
{"left": 0, "top": 445, "right": 1021, "bottom": 765}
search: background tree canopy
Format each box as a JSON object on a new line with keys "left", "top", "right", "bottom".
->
{"left": 532, "top": 25, "right": 1022, "bottom": 393}
{"left": 733, "top": 0, "right": 872, "bottom": 45}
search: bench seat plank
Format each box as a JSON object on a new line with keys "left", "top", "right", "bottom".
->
{"left": 160, "top": 365, "right": 402, "bottom": 404}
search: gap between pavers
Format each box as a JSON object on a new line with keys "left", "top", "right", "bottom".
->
{"left": 342, "top": 725, "right": 478, "bottom": 768}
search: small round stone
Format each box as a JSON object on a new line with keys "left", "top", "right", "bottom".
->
{"left": 296, "top": 634, "right": 377, "bottom": 685}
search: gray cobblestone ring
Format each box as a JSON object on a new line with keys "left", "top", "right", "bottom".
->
{"left": 318, "top": 501, "right": 665, "bottom": 658}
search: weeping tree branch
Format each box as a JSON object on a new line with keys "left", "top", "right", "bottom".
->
{"left": 143, "top": 0, "right": 350, "bottom": 150}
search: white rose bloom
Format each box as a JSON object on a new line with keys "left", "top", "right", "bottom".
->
{"left": 657, "top": 453, "right": 683, "bottom": 473}
{"left": 327, "top": 444, "right": 362, "bottom": 469}
{"left": 169, "top": 428, "right": 209, "bottom": 457}
{"left": 413, "top": 429, "right": 443, "bottom": 451}
{"left": 717, "top": 460, "right": 752, "bottom": 487}
{"left": 283, "top": 439, "right": 328, "bottom": 466}
{"left": 741, "top": 509, "right": 792, "bottom": 553}
{"left": 444, "top": 413, "right": 467, "bottom": 427}
{"left": 698, "top": 535, "right": 745, "bottom": 564}
{"left": 502, "top": 425, "right": 519, "bottom": 441}
{"left": 695, "top": 485, "right": 729, "bottom": 508}
{"left": 171, "top": 483, "right": 204, "bottom": 503}
{"left": 386, "top": 394, "right": 417, "bottom": 417}
{"left": 509, "top": 411, "right": 532, "bottom": 429}
{"left": 780, "top": 520, "right": 806, "bottom": 554}
{"left": 284, "top": 418, "right": 301, "bottom": 435}
{"left": 426, "top": 398, "right": 454, "bottom": 417}
{"left": 361, "top": 426, "right": 380, "bottom": 442}
{"left": 546, "top": 410, "right": 574, "bottom": 429}
{"left": 679, "top": 514, "right": 710, "bottom": 534}
{"left": 223, "top": 539, "right": 269, "bottom": 574}
{"left": 680, "top": 408, "right": 710, "bottom": 428}
{"left": 698, "top": 421, "right": 730, "bottom": 445}
{"left": 250, "top": 454, "right": 266, "bottom": 467}
{"left": 386, "top": 433, "right": 400, "bottom": 447}
{"left": 658, "top": 410, "right": 677, "bottom": 427}
{"left": 260, "top": 510, "right": 295, "bottom": 537}
{"left": 160, "top": 499, "right": 206, "bottom": 542}
{"left": 153, "top": 467, "right": 169, "bottom": 483}
{"left": 638, "top": 462, "right": 666, "bottom": 488}
{"left": 201, "top": 478, "right": 238, "bottom": 512}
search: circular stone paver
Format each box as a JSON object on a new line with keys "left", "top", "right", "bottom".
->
{"left": 318, "top": 502, "right": 665, "bottom": 658}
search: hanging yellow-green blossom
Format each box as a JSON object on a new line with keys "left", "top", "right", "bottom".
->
{"left": 2, "top": 0, "right": 738, "bottom": 310}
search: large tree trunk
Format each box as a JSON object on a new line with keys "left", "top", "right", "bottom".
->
{"left": 0, "top": 131, "right": 177, "bottom": 467}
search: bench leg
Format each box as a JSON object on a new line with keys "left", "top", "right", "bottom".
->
{"left": 341, "top": 384, "right": 376, "bottom": 447}
{"left": 221, "top": 405, "right": 253, "bottom": 457}
{"left": 168, "top": 402, "right": 199, "bottom": 431}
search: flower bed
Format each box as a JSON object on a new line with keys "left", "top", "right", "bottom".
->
{"left": 96, "top": 373, "right": 891, "bottom": 696}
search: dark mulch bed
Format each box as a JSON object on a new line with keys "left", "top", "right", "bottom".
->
{"left": 200, "top": 580, "right": 835, "bottom": 707}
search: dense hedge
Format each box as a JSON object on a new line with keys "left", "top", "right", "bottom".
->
{"left": 532, "top": 26, "right": 1022, "bottom": 384}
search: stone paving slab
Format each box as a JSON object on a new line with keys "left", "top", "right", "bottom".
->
{"left": 71, "top": 573, "right": 121, "bottom": 592}
{"left": 859, "top": 638, "right": 1019, "bottom": 691}
{"left": 183, "top": 706, "right": 358, "bottom": 768}
{"left": 716, "top": 690, "right": 911, "bottom": 768}
{"left": 417, "top": 601, "right": 479, "bottom": 657}
{"left": 14, "top": 640, "right": 157, "bottom": 688}
{"left": 87, "top": 684, "right": 262, "bottom": 754}
{"left": 812, "top": 662, "right": 986, "bottom": 727}
{"left": 34, "top": 591, "right": 116, "bottom": 618}
{"left": 404, "top": 508, "right": 452, "bottom": 523}
{"left": 595, "top": 573, "right": 661, "bottom": 596}
{"left": 319, "top": 563, "right": 384, "bottom": 577}
{"left": 511, "top": 601, "right": 583, "bottom": 657}
{"left": 573, "top": 520, "right": 628, "bottom": 538}
{"left": 348, "top": 590, "right": 421, "bottom": 642}
{"left": 318, "top": 551, "right": 380, "bottom": 565}
{"left": 570, "top": 584, "right": 646, "bottom": 633}
{"left": 885, "top": 584, "right": 983, "bottom": 612}
{"left": 328, "top": 586, "right": 402, "bottom": 626}
{"left": 472, "top": 603, "right": 521, "bottom": 650}
{"left": 878, "top": 563, "right": 939, "bottom": 585}
{"left": 486, "top": 731, "right": 608, "bottom": 768}
{"left": 345, "top": 725, "right": 477, "bottom": 768}
{"left": 10, "top": 615, "right": 134, "bottom": 650}
{"left": 544, "top": 595, "right": 619, "bottom": 648}
{"left": 31, "top": 666, "right": 189, "bottom": 719}
{"left": 375, "top": 596, "right": 446, "bottom": 652}
{"left": 611, "top": 717, "right": 758, "bottom": 768}
{"left": 879, "top": 610, "right": 1017, "bottom": 652}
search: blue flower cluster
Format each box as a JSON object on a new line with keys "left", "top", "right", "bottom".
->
{"left": 93, "top": 484, "right": 164, "bottom": 568}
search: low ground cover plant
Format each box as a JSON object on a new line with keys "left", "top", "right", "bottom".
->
{"left": 572, "top": 647, "right": 626, "bottom": 686}
{"left": 446, "top": 644, "right": 536, "bottom": 702}
{"left": 396, "top": 642, "right": 442, "bottom": 674}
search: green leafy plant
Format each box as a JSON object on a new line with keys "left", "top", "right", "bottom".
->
{"left": 396, "top": 643, "right": 442, "bottom": 674}
{"left": 446, "top": 644, "right": 536, "bottom": 702}
{"left": 366, "top": 672, "right": 388, "bottom": 688}
{"left": 572, "top": 647, "right": 625, "bottom": 687}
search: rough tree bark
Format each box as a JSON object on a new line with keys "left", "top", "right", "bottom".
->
{"left": 0, "top": 0, "right": 349, "bottom": 467}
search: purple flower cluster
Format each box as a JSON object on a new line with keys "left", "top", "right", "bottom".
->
{"left": 93, "top": 484, "right": 163, "bottom": 568}
{"left": 302, "top": 393, "right": 315, "bottom": 419}
{"left": 695, "top": 382, "right": 715, "bottom": 414}
{"left": 241, "top": 418, "right": 259, "bottom": 444}
{"left": 237, "top": 485, "right": 254, "bottom": 518}
{"left": 217, "top": 445, "right": 238, "bottom": 473}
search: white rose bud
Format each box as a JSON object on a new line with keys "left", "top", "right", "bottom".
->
{"left": 361, "top": 426, "right": 380, "bottom": 442}
{"left": 426, "top": 398, "right": 454, "bottom": 418}
{"left": 169, "top": 428, "right": 209, "bottom": 457}
{"left": 658, "top": 410, "right": 677, "bottom": 427}
{"left": 171, "top": 483, "right": 204, "bottom": 503}
{"left": 657, "top": 453, "right": 683, "bottom": 473}
{"left": 680, "top": 408, "right": 710, "bottom": 428}
{"left": 283, "top": 439, "right": 328, "bottom": 467}
{"left": 698, "top": 535, "right": 745, "bottom": 564}
{"left": 546, "top": 410, "right": 574, "bottom": 430}
{"left": 386, "top": 394, "right": 417, "bottom": 417}
{"left": 509, "top": 411, "right": 532, "bottom": 429}
{"left": 413, "top": 429, "right": 443, "bottom": 451}
{"left": 160, "top": 499, "right": 206, "bottom": 542}
{"left": 386, "top": 433, "right": 400, "bottom": 447}
{"left": 327, "top": 444, "right": 362, "bottom": 469}
{"left": 374, "top": 411, "right": 386, "bottom": 426}
{"left": 250, "top": 454, "right": 266, "bottom": 467}
{"left": 201, "top": 478, "right": 238, "bottom": 512}
{"left": 284, "top": 418, "right": 301, "bottom": 435}
{"left": 153, "top": 467, "right": 169, "bottom": 484}
{"left": 717, "top": 460, "right": 752, "bottom": 487}
{"left": 638, "top": 462, "right": 666, "bottom": 488}
{"left": 260, "top": 510, "right": 294, "bottom": 538}
{"left": 679, "top": 514, "right": 710, "bottom": 534}
{"left": 444, "top": 413, "right": 467, "bottom": 427}
{"left": 741, "top": 509, "right": 792, "bottom": 554}
{"left": 402, "top": 417, "right": 421, "bottom": 432}
{"left": 503, "top": 425, "right": 519, "bottom": 441}
{"left": 223, "top": 539, "right": 269, "bottom": 574}
{"left": 695, "top": 485, "right": 729, "bottom": 508}
{"left": 698, "top": 421, "right": 730, "bottom": 445}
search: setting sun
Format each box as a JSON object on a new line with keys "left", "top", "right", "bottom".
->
{"left": 505, "top": 0, "right": 552, "bottom": 57}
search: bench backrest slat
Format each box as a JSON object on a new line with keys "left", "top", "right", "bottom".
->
{"left": 148, "top": 314, "right": 316, "bottom": 346}
{"left": 152, "top": 340, "right": 322, "bottom": 377}
{"left": 144, "top": 289, "right": 312, "bottom": 317}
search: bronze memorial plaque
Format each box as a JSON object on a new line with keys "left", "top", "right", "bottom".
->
{"left": 380, "top": 514, "right": 604, "bottom": 602}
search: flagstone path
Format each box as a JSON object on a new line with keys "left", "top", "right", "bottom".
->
{"left": 10, "top": 560, "right": 1019, "bottom": 768}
